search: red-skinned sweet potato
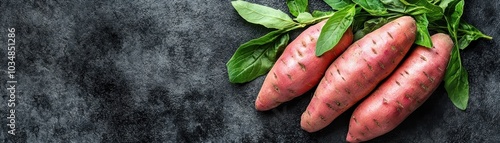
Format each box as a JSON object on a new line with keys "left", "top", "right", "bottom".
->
{"left": 346, "top": 33, "right": 454, "bottom": 142}
{"left": 255, "top": 20, "right": 354, "bottom": 111}
{"left": 301, "top": 16, "right": 417, "bottom": 132}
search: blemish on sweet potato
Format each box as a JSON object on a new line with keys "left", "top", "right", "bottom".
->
{"left": 299, "top": 62, "right": 306, "bottom": 71}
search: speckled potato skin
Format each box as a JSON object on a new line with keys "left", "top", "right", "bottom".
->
{"left": 301, "top": 16, "right": 417, "bottom": 133}
{"left": 255, "top": 20, "right": 354, "bottom": 111}
{"left": 346, "top": 33, "right": 454, "bottom": 142}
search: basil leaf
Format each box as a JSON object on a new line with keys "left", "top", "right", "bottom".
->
{"left": 351, "top": 8, "right": 369, "bottom": 37}
{"left": 296, "top": 11, "right": 335, "bottom": 25}
{"left": 438, "top": 0, "right": 455, "bottom": 11}
{"left": 429, "top": 0, "right": 441, "bottom": 5}
{"left": 354, "top": 16, "right": 392, "bottom": 41}
{"left": 352, "top": 0, "right": 388, "bottom": 16}
{"left": 414, "top": 14, "right": 433, "bottom": 48}
{"left": 226, "top": 30, "right": 290, "bottom": 83}
{"left": 443, "top": 0, "right": 463, "bottom": 38}
{"left": 380, "top": 0, "right": 405, "bottom": 11}
{"left": 323, "top": 0, "right": 353, "bottom": 10}
{"left": 295, "top": 12, "right": 315, "bottom": 24}
{"left": 312, "top": 10, "right": 335, "bottom": 18}
{"left": 316, "top": 4, "right": 356, "bottom": 56}
{"left": 400, "top": 0, "right": 443, "bottom": 22}
{"left": 444, "top": 47, "right": 469, "bottom": 110}
{"left": 232, "top": 1, "right": 297, "bottom": 30}
{"left": 457, "top": 21, "right": 493, "bottom": 49}
{"left": 443, "top": 0, "right": 468, "bottom": 110}
{"left": 380, "top": 0, "right": 405, "bottom": 7}
{"left": 287, "top": 0, "right": 309, "bottom": 17}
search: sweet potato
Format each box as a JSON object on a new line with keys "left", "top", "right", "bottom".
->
{"left": 301, "top": 16, "right": 417, "bottom": 132}
{"left": 346, "top": 33, "right": 453, "bottom": 142}
{"left": 255, "top": 20, "right": 354, "bottom": 111}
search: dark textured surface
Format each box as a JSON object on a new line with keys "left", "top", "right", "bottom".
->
{"left": 0, "top": 0, "right": 498, "bottom": 142}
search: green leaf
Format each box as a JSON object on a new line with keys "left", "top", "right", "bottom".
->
{"left": 226, "top": 30, "right": 290, "bottom": 83}
{"left": 295, "top": 11, "right": 336, "bottom": 25}
{"left": 295, "top": 12, "right": 315, "bottom": 24}
{"left": 323, "top": 0, "right": 353, "bottom": 10}
{"left": 400, "top": 0, "right": 444, "bottom": 22}
{"left": 316, "top": 4, "right": 356, "bottom": 56}
{"left": 352, "top": 0, "right": 388, "bottom": 16}
{"left": 457, "top": 21, "right": 493, "bottom": 49}
{"left": 443, "top": 0, "right": 468, "bottom": 110}
{"left": 312, "top": 10, "right": 335, "bottom": 18}
{"left": 354, "top": 17, "right": 392, "bottom": 41}
{"left": 380, "top": 0, "right": 405, "bottom": 6}
{"left": 231, "top": 1, "right": 297, "bottom": 30}
{"left": 438, "top": 0, "right": 455, "bottom": 11}
{"left": 287, "top": 0, "right": 309, "bottom": 17}
{"left": 429, "top": 0, "right": 441, "bottom": 5}
{"left": 380, "top": 0, "right": 405, "bottom": 10}
{"left": 414, "top": 14, "right": 433, "bottom": 48}
{"left": 444, "top": 0, "right": 463, "bottom": 35}
{"left": 351, "top": 8, "right": 369, "bottom": 36}
{"left": 444, "top": 47, "right": 469, "bottom": 110}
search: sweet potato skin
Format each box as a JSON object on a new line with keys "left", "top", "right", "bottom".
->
{"left": 301, "top": 16, "right": 417, "bottom": 132}
{"left": 255, "top": 20, "right": 354, "bottom": 111}
{"left": 346, "top": 33, "right": 454, "bottom": 142}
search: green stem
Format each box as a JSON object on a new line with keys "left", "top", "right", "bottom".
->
{"left": 429, "top": 26, "right": 493, "bottom": 40}
{"left": 284, "top": 13, "right": 335, "bottom": 32}
{"left": 303, "top": 13, "right": 335, "bottom": 25}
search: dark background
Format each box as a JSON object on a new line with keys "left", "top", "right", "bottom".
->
{"left": 0, "top": 0, "right": 498, "bottom": 142}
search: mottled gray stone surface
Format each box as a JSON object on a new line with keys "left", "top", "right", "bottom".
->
{"left": 0, "top": 0, "right": 498, "bottom": 142}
